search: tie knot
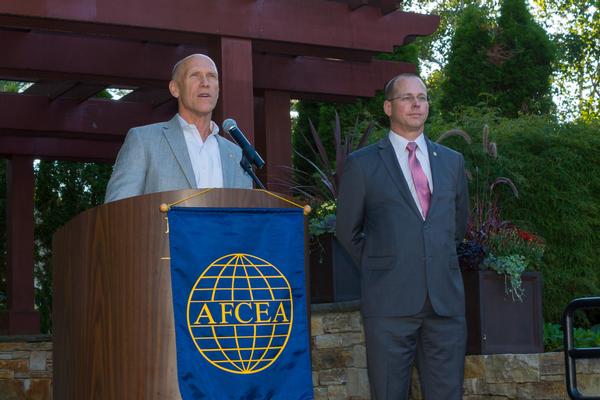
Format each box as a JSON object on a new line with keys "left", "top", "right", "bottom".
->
{"left": 406, "top": 142, "right": 418, "bottom": 153}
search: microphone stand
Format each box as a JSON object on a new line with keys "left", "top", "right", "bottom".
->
{"left": 240, "top": 156, "right": 266, "bottom": 189}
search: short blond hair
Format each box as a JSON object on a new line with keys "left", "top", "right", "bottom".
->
{"left": 384, "top": 73, "right": 425, "bottom": 100}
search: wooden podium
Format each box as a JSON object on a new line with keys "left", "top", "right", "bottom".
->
{"left": 52, "top": 189, "right": 303, "bottom": 399}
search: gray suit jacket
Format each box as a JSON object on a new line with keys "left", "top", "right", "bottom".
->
{"left": 336, "top": 135, "right": 468, "bottom": 318}
{"left": 105, "top": 116, "right": 253, "bottom": 203}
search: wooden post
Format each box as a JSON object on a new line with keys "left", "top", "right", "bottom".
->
{"left": 254, "top": 90, "right": 292, "bottom": 192}
{"left": 210, "top": 37, "right": 254, "bottom": 141}
{"left": 0, "top": 156, "right": 39, "bottom": 334}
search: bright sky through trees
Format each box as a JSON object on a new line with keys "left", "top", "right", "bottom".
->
{"left": 404, "top": 0, "right": 598, "bottom": 122}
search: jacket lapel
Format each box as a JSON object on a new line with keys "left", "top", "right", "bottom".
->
{"left": 378, "top": 136, "right": 422, "bottom": 219}
{"left": 426, "top": 138, "right": 443, "bottom": 212}
{"left": 162, "top": 116, "right": 196, "bottom": 187}
{"left": 216, "top": 135, "right": 237, "bottom": 187}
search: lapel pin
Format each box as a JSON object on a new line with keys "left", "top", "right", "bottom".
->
{"left": 433, "top": 151, "right": 437, "bottom": 157}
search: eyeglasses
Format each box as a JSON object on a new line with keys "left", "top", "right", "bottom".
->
{"left": 387, "top": 94, "right": 428, "bottom": 104}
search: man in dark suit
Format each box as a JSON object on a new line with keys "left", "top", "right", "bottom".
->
{"left": 336, "top": 73, "right": 469, "bottom": 399}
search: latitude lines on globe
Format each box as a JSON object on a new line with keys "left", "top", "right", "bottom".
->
{"left": 186, "top": 253, "right": 294, "bottom": 375}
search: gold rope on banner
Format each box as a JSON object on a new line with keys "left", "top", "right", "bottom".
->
{"left": 159, "top": 188, "right": 215, "bottom": 213}
{"left": 158, "top": 188, "right": 310, "bottom": 263}
{"left": 159, "top": 188, "right": 311, "bottom": 215}
{"left": 255, "top": 190, "right": 311, "bottom": 215}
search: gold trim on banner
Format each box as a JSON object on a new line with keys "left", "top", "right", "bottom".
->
{"left": 255, "top": 190, "right": 311, "bottom": 215}
{"left": 159, "top": 188, "right": 311, "bottom": 215}
{"left": 159, "top": 188, "right": 215, "bottom": 213}
{"left": 157, "top": 188, "right": 310, "bottom": 262}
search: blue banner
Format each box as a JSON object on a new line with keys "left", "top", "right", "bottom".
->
{"left": 168, "top": 207, "right": 313, "bottom": 400}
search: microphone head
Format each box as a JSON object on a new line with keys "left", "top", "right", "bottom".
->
{"left": 222, "top": 118, "right": 237, "bottom": 132}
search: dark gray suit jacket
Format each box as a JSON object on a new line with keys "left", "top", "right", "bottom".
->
{"left": 105, "top": 116, "right": 253, "bottom": 203}
{"left": 336, "top": 135, "right": 468, "bottom": 318}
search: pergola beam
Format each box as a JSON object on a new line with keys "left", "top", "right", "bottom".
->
{"left": 369, "top": 0, "right": 400, "bottom": 14}
{"left": 24, "top": 81, "right": 77, "bottom": 99}
{"left": 0, "top": 30, "right": 413, "bottom": 100}
{"left": 58, "top": 83, "right": 107, "bottom": 102}
{"left": 0, "top": 137, "right": 121, "bottom": 162}
{"left": 0, "top": 0, "right": 438, "bottom": 53}
{"left": 120, "top": 88, "right": 173, "bottom": 107}
{"left": 335, "top": 0, "right": 399, "bottom": 14}
{"left": 0, "top": 29, "right": 197, "bottom": 86}
{"left": 254, "top": 55, "right": 415, "bottom": 97}
{"left": 346, "top": 0, "right": 370, "bottom": 10}
{"left": 0, "top": 93, "right": 176, "bottom": 140}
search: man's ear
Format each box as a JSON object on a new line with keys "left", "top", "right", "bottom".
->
{"left": 383, "top": 100, "right": 392, "bottom": 118}
{"left": 168, "top": 80, "right": 179, "bottom": 98}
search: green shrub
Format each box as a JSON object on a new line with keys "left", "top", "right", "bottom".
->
{"left": 544, "top": 322, "right": 600, "bottom": 352}
{"left": 429, "top": 110, "right": 600, "bottom": 323}
{"left": 544, "top": 322, "right": 564, "bottom": 351}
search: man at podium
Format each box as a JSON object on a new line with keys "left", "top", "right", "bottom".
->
{"left": 104, "top": 54, "right": 252, "bottom": 203}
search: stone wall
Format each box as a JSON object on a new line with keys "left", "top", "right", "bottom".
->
{"left": 310, "top": 302, "right": 600, "bottom": 400}
{"left": 462, "top": 353, "right": 600, "bottom": 399}
{"left": 311, "top": 302, "right": 370, "bottom": 400}
{"left": 1, "top": 306, "right": 599, "bottom": 400}
{"left": 0, "top": 335, "right": 52, "bottom": 400}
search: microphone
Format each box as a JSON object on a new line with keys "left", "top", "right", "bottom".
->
{"left": 222, "top": 118, "right": 265, "bottom": 169}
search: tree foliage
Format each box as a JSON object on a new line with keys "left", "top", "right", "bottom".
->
{"left": 493, "top": 0, "right": 555, "bottom": 116}
{"left": 440, "top": 0, "right": 554, "bottom": 117}
{"left": 34, "top": 161, "right": 112, "bottom": 333}
{"left": 403, "top": 0, "right": 501, "bottom": 71}
{"left": 533, "top": 0, "right": 599, "bottom": 122}
{"left": 0, "top": 80, "right": 32, "bottom": 93}
{"left": 408, "top": 0, "right": 596, "bottom": 122}
{"left": 439, "top": 4, "right": 497, "bottom": 113}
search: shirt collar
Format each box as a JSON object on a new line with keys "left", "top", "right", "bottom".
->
{"left": 176, "top": 114, "right": 220, "bottom": 138}
{"left": 388, "top": 130, "right": 427, "bottom": 153}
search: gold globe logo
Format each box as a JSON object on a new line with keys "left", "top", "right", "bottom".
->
{"left": 186, "top": 253, "right": 293, "bottom": 374}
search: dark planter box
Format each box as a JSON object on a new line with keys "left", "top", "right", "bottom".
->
{"left": 462, "top": 270, "right": 543, "bottom": 354}
{"left": 309, "top": 233, "right": 360, "bottom": 303}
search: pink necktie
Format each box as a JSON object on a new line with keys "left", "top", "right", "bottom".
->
{"left": 406, "top": 142, "right": 431, "bottom": 218}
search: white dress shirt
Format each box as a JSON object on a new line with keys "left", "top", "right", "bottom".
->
{"left": 178, "top": 114, "right": 224, "bottom": 188}
{"left": 388, "top": 131, "right": 433, "bottom": 219}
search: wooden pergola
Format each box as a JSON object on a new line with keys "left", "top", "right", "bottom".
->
{"left": 0, "top": 0, "right": 439, "bottom": 334}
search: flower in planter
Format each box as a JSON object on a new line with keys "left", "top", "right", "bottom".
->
{"left": 439, "top": 124, "right": 545, "bottom": 301}
{"left": 457, "top": 240, "right": 487, "bottom": 270}
{"left": 483, "top": 254, "right": 528, "bottom": 301}
{"left": 486, "top": 227, "right": 545, "bottom": 269}
{"left": 482, "top": 226, "right": 545, "bottom": 301}
{"left": 308, "top": 200, "right": 337, "bottom": 237}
